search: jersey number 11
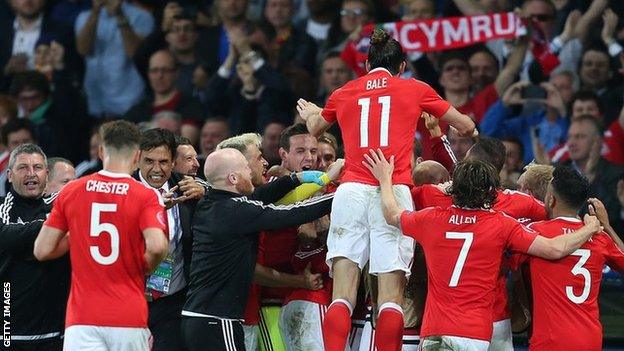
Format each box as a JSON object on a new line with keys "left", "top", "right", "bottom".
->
{"left": 358, "top": 96, "right": 391, "bottom": 148}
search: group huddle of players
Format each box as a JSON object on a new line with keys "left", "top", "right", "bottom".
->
{"left": 294, "top": 29, "right": 624, "bottom": 351}
{"left": 29, "top": 27, "right": 624, "bottom": 351}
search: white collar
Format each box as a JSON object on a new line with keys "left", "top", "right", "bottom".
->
{"left": 138, "top": 171, "right": 170, "bottom": 192}
{"left": 368, "top": 67, "right": 393, "bottom": 76}
{"left": 13, "top": 15, "right": 43, "bottom": 31}
{"left": 555, "top": 216, "right": 582, "bottom": 223}
{"left": 98, "top": 170, "right": 131, "bottom": 179}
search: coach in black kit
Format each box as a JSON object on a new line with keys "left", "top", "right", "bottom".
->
{"left": 181, "top": 148, "right": 333, "bottom": 351}
{"left": 0, "top": 144, "right": 68, "bottom": 351}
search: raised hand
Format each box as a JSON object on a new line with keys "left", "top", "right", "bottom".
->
{"left": 296, "top": 99, "right": 322, "bottom": 121}
{"left": 326, "top": 158, "right": 345, "bottom": 182}
{"left": 601, "top": 8, "right": 618, "bottom": 45}
{"left": 178, "top": 176, "right": 205, "bottom": 200}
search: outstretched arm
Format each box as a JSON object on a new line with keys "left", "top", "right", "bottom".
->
{"left": 34, "top": 225, "right": 69, "bottom": 260}
{"left": 440, "top": 106, "right": 477, "bottom": 138}
{"left": 527, "top": 214, "right": 602, "bottom": 260}
{"left": 362, "top": 149, "right": 403, "bottom": 228}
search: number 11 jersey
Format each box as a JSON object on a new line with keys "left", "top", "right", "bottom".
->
{"left": 44, "top": 170, "right": 168, "bottom": 328}
{"left": 320, "top": 67, "right": 451, "bottom": 186}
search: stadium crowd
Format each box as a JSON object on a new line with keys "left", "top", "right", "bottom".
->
{"left": 1, "top": 0, "right": 624, "bottom": 350}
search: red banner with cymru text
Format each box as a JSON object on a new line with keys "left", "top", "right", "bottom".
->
{"left": 342, "top": 12, "right": 527, "bottom": 76}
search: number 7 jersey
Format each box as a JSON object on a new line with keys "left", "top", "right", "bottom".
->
{"left": 44, "top": 170, "right": 168, "bottom": 328}
{"left": 512, "top": 217, "right": 624, "bottom": 351}
{"left": 320, "top": 67, "right": 451, "bottom": 185}
{"left": 400, "top": 206, "right": 538, "bottom": 341}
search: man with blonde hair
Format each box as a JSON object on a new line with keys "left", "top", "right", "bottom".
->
{"left": 517, "top": 163, "right": 554, "bottom": 202}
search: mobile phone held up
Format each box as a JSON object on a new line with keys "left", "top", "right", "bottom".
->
{"left": 521, "top": 85, "right": 547, "bottom": 99}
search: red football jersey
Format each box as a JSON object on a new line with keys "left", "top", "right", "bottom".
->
{"left": 516, "top": 218, "right": 624, "bottom": 351}
{"left": 411, "top": 184, "right": 547, "bottom": 321}
{"left": 284, "top": 243, "right": 332, "bottom": 306}
{"left": 44, "top": 170, "right": 167, "bottom": 328}
{"left": 259, "top": 227, "right": 299, "bottom": 304}
{"left": 321, "top": 68, "right": 451, "bottom": 186}
{"left": 400, "top": 207, "right": 538, "bottom": 341}
{"left": 412, "top": 184, "right": 547, "bottom": 221}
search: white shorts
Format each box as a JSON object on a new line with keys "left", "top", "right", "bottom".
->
{"left": 420, "top": 335, "right": 489, "bottom": 351}
{"left": 63, "top": 325, "right": 152, "bottom": 351}
{"left": 243, "top": 324, "right": 259, "bottom": 351}
{"left": 326, "top": 183, "right": 415, "bottom": 275}
{"left": 488, "top": 319, "right": 513, "bottom": 351}
{"left": 279, "top": 300, "right": 331, "bottom": 351}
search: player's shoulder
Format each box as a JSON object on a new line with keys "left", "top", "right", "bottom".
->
{"left": 499, "top": 189, "right": 543, "bottom": 205}
{"left": 590, "top": 231, "right": 620, "bottom": 248}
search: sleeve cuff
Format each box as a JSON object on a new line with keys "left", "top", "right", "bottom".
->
{"left": 217, "top": 65, "right": 232, "bottom": 79}
{"left": 609, "top": 42, "right": 623, "bottom": 57}
{"left": 251, "top": 58, "right": 265, "bottom": 71}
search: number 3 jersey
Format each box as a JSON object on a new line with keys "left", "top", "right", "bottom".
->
{"left": 400, "top": 206, "right": 538, "bottom": 341}
{"left": 320, "top": 67, "right": 451, "bottom": 186}
{"left": 44, "top": 170, "right": 168, "bottom": 328}
{"left": 511, "top": 217, "right": 624, "bottom": 351}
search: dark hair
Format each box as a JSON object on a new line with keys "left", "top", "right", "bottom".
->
{"left": 551, "top": 165, "right": 589, "bottom": 210}
{"left": 465, "top": 136, "right": 506, "bottom": 173}
{"left": 140, "top": 128, "right": 177, "bottom": 159}
{"left": 171, "top": 12, "right": 197, "bottom": 29}
{"left": 176, "top": 136, "right": 192, "bottom": 146}
{"left": 501, "top": 137, "right": 524, "bottom": 161}
{"left": 571, "top": 115, "right": 602, "bottom": 135}
{"left": 569, "top": 90, "right": 604, "bottom": 115}
{"left": 439, "top": 50, "right": 470, "bottom": 71}
{"left": 322, "top": 51, "right": 342, "bottom": 63}
{"left": 367, "top": 29, "right": 405, "bottom": 75}
{"left": 469, "top": 45, "right": 499, "bottom": 66}
{"left": 1, "top": 118, "right": 35, "bottom": 145}
{"left": 279, "top": 123, "right": 310, "bottom": 151}
{"left": 450, "top": 159, "right": 500, "bottom": 208}
{"left": 581, "top": 42, "right": 610, "bottom": 62}
{"left": 9, "top": 71, "right": 50, "bottom": 97}
{"left": 100, "top": 120, "right": 142, "bottom": 152}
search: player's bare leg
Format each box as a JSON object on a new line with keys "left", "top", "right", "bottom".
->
{"left": 322, "top": 257, "right": 361, "bottom": 351}
{"left": 374, "top": 270, "right": 407, "bottom": 351}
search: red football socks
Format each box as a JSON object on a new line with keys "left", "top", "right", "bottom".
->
{"left": 374, "top": 302, "right": 404, "bottom": 351}
{"left": 322, "top": 299, "right": 353, "bottom": 351}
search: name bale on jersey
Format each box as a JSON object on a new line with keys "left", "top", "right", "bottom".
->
{"left": 366, "top": 77, "right": 388, "bottom": 90}
{"left": 86, "top": 180, "right": 130, "bottom": 195}
{"left": 448, "top": 214, "right": 477, "bottom": 225}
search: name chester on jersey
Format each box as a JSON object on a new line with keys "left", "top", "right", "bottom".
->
{"left": 85, "top": 180, "right": 130, "bottom": 195}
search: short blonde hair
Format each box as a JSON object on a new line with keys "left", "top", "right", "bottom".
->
{"left": 217, "top": 133, "right": 262, "bottom": 155}
{"left": 519, "top": 163, "right": 554, "bottom": 202}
